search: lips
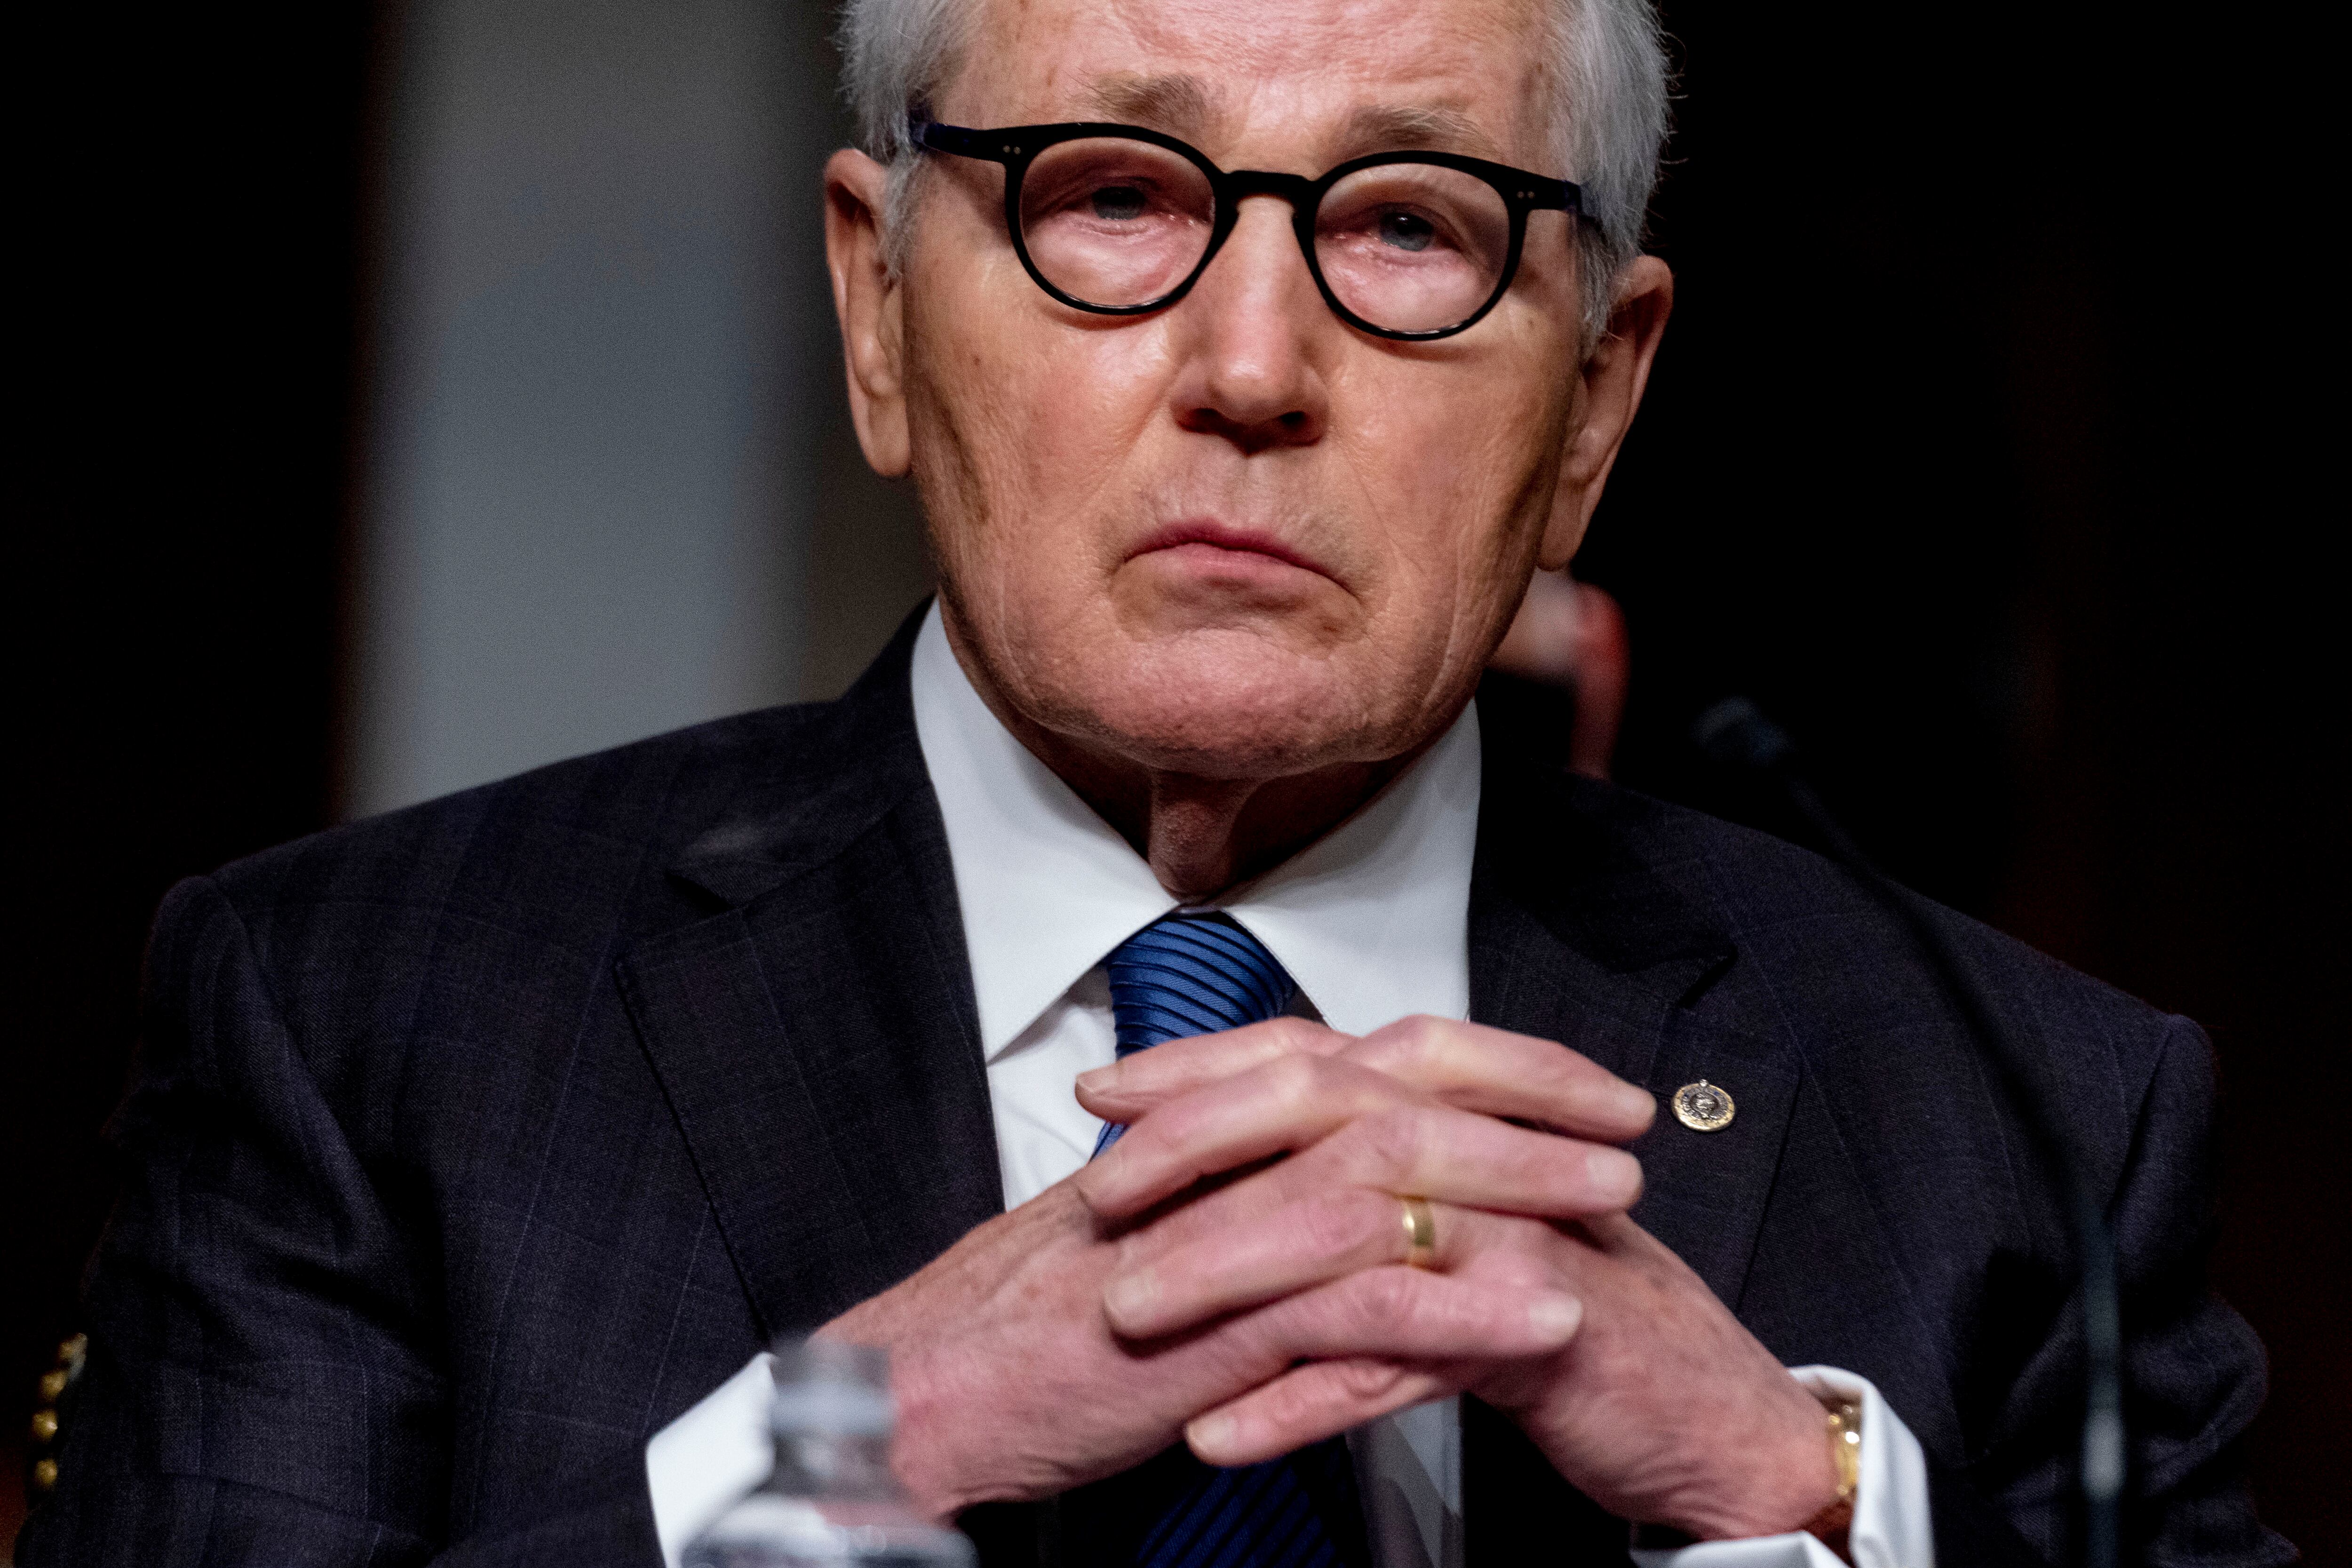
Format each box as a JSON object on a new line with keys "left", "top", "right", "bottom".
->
{"left": 1127, "top": 520, "right": 1332, "bottom": 581}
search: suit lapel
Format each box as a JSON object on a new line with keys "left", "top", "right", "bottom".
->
{"left": 616, "top": 614, "right": 1004, "bottom": 1337}
{"left": 1463, "top": 699, "right": 1803, "bottom": 1565}
{"left": 1468, "top": 725, "right": 1799, "bottom": 1315}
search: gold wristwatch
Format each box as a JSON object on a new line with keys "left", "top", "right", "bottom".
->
{"left": 1825, "top": 1397, "right": 1862, "bottom": 1502}
{"left": 1802, "top": 1397, "right": 1863, "bottom": 1556}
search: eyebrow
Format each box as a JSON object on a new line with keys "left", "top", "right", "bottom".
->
{"left": 1337, "top": 103, "right": 1503, "bottom": 162}
{"left": 1082, "top": 73, "right": 1218, "bottom": 136}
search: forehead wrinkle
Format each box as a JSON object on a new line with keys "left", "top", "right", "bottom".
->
{"left": 1075, "top": 78, "right": 1512, "bottom": 172}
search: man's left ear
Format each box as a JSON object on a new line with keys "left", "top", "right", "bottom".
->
{"left": 1538, "top": 256, "right": 1675, "bottom": 570}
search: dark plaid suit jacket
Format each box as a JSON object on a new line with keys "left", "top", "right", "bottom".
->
{"left": 20, "top": 613, "right": 2291, "bottom": 1566}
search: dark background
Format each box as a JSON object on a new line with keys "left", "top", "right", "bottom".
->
{"left": 10, "top": 0, "right": 2342, "bottom": 1558}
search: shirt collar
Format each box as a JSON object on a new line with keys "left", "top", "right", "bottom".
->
{"left": 910, "top": 603, "right": 1479, "bottom": 1059}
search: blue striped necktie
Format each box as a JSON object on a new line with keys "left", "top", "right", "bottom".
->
{"left": 1086, "top": 911, "right": 1367, "bottom": 1568}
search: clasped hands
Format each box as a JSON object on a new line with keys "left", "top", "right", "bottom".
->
{"left": 822, "top": 1017, "right": 1843, "bottom": 1543}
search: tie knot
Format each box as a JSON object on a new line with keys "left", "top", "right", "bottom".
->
{"left": 1105, "top": 911, "right": 1297, "bottom": 1057}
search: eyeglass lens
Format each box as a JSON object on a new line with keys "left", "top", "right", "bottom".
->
{"left": 1017, "top": 137, "right": 1515, "bottom": 335}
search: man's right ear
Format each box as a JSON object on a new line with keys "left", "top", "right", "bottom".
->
{"left": 825, "top": 148, "right": 911, "bottom": 478}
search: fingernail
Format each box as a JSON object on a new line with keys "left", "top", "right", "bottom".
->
{"left": 1589, "top": 1147, "right": 1643, "bottom": 1203}
{"left": 1615, "top": 1085, "right": 1656, "bottom": 1122}
{"left": 1187, "top": 1412, "right": 1234, "bottom": 1453}
{"left": 1103, "top": 1270, "right": 1158, "bottom": 1325}
{"left": 1076, "top": 1064, "right": 1118, "bottom": 1095}
{"left": 1529, "top": 1293, "right": 1584, "bottom": 1341}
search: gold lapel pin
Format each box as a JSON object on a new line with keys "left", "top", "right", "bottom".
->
{"left": 1672, "top": 1079, "right": 1736, "bottom": 1132}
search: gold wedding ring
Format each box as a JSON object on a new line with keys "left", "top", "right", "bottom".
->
{"left": 1399, "top": 1195, "right": 1438, "bottom": 1269}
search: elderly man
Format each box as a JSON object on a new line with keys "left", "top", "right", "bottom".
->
{"left": 20, "top": 0, "right": 2287, "bottom": 1564}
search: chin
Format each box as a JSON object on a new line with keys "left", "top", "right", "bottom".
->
{"left": 1049, "top": 631, "right": 1419, "bottom": 780}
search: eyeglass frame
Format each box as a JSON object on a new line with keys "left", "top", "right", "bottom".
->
{"left": 908, "top": 114, "right": 1588, "bottom": 342}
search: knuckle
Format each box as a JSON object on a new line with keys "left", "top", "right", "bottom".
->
{"left": 1478, "top": 1245, "right": 1557, "bottom": 1294}
{"left": 1500, "top": 1128, "right": 1615, "bottom": 1213}
{"left": 1263, "top": 1370, "right": 1331, "bottom": 1428}
{"left": 1532, "top": 1051, "right": 1610, "bottom": 1115}
{"left": 1528, "top": 1044, "right": 1584, "bottom": 1093}
{"left": 1203, "top": 1327, "right": 1280, "bottom": 1391}
{"left": 1115, "top": 1117, "right": 1189, "bottom": 1178}
{"left": 1390, "top": 1013, "right": 1447, "bottom": 1061}
{"left": 1366, "top": 1013, "right": 1450, "bottom": 1075}
{"left": 1295, "top": 1190, "right": 1391, "bottom": 1259}
{"left": 1265, "top": 1051, "right": 1327, "bottom": 1104}
{"left": 1333, "top": 1358, "right": 1404, "bottom": 1402}
{"left": 1261, "top": 1016, "right": 1327, "bottom": 1055}
{"left": 1353, "top": 1265, "right": 1422, "bottom": 1328}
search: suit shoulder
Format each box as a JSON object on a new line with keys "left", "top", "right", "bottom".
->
{"left": 198, "top": 700, "right": 834, "bottom": 961}
{"left": 1566, "top": 778, "right": 2191, "bottom": 1080}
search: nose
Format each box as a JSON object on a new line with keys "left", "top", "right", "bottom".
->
{"left": 1167, "top": 196, "right": 1329, "bottom": 454}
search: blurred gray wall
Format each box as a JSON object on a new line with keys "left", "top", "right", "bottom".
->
{"left": 348, "top": 0, "right": 927, "bottom": 818}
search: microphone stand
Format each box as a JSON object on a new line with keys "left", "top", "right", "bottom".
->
{"left": 1691, "top": 698, "right": 2123, "bottom": 1568}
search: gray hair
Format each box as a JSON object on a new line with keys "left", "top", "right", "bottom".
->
{"left": 837, "top": 0, "right": 1668, "bottom": 338}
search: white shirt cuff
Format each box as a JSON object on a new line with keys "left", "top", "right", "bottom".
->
{"left": 1630, "top": 1366, "right": 1935, "bottom": 1568}
{"left": 646, "top": 1351, "right": 779, "bottom": 1568}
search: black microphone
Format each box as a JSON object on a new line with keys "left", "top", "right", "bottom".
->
{"left": 1691, "top": 697, "right": 2124, "bottom": 1568}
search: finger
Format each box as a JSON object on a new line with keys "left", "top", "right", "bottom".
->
{"left": 1237, "top": 1259, "right": 1583, "bottom": 1367}
{"left": 1187, "top": 1360, "right": 1454, "bottom": 1467}
{"left": 1113, "top": 1096, "right": 1641, "bottom": 1245}
{"left": 1105, "top": 1190, "right": 1522, "bottom": 1339}
{"left": 1077, "top": 1052, "right": 1432, "bottom": 1219}
{"left": 1344, "top": 1016, "right": 1655, "bottom": 1143}
{"left": 1074, "top": 1016, "right": 1354, "bottom": 1122}
{"left": 1308, "top": 1103, "right": 1643, "bottom": 1217}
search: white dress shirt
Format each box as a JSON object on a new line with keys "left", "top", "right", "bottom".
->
{"left": 648, "top": 604, "right": 1935, "bottom": 1568}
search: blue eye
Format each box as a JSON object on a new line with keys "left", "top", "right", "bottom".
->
{"left": 1378, "top": 211, "right": 1436, "bottom": 251}
{"left": 1091, "top": 185, "right": 1148, "bottom": 221}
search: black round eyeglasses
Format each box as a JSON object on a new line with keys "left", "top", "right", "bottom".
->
{"left": 909, "top": 116, "right": 1587, "bottom": 342}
